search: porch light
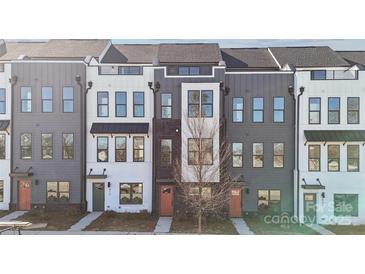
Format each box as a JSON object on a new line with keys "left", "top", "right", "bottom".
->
{"left": 321, "top": 192, "right": 325, "bottom": 198}
{"left": 108, "top": 182, "right": 111, "bottom": 188}
{"left": 245, "top": 188, "right": 250, "bottom": 194}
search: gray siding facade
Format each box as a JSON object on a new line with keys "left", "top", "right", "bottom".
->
{"left": 11, "top": 62, "right": 86, "bottom": 210}
{"left": 225, "top": 73, "right": 294, "bottom": 213}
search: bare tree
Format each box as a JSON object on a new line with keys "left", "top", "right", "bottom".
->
{"left": 173, "top": 116, "right": 235, "bottom": 234}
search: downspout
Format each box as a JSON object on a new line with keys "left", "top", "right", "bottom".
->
{"left": 84, "top": 81, "right": 93, "bottom": 211}
{"left": 9, "top": 75, "right": 17, "bottom": 210}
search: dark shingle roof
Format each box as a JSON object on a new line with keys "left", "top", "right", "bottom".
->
{"left": 221, "top": 48, "right": 278, "bottom": 69}
{"left": 0, "top": 42, "right": 46, "bottom": 60}
{"left": 0, "top": 120, "right": 10, "bottom": 131}
{"left": 304, "top": 130, "right": 365, "bottom": 142}
{"left": 90, "top": 123, "right": 149, "bottom": 134}
{"left": 337, "top": 51, "right": 365, "bottom": 66}
{"left": 158, "top": 43, "right": 222, "bottom": 64}
{"left": 269, "top": 46, "right": 349, "bottom": 68}
{"left": 101, "top": 44, "right": 159, "bottom": 64}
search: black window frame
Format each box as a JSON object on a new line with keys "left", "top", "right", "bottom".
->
{"left": 119, "top": 183, "right": 143, "bottom": 204}
{"left": 327, "top": 144, "right": 340, "bottom": 172}
{"left": 309, "top": 97, "right": 321, "bottom": 124}
{"left": 252, "top": 97, "right": 264, "bottom": 123}
{"left": 0, "top": 88, "right": 5, "bottom": 114}
{"left": 273, "top": 96, "right": 285, "bottom": 123}
{"left": 232, "top": 142, "right": 243, "bottom": 168}
{"left": 273, "top": 142, "right": 284, "bottom": 168}
{"left": 47, "top": 181, "right": 70, "bottom": 203}
{"left": 97, "top": 136, "right": 109, "bottom": 162}
{"left": 115, "top": 91, "right": 127, "bottom": 117}
{"left": 257, "top": 189, "right": 281, "bottom": 213}
{"left": 133, "top": 91, "right": 145, "bottom": 117}
{"left": 20, "top": 87, "right": 32, "bottom": 113}
{"left": 62, "top": 133, "right": 74, "bottom": 160}
{"left": 347, "top": 97, "right": 360, "bottom": 124}
{"left": 328, "top": 97, "right": 340, "bottom": 124}
{"left": 41, "top": 133, "right": 53, "bottom": 160}
{"left": 252, "top": 142, "right": 264, "bottom": 168}
{"left": 311, "top": 70, "right": 327, "bottom": 80}
{"left": 20, "top": 133, "right": 32, "bottom": 160}
{"left": 178, "top": 66, "right": 200, "bottom": 75}
{"left": 188, "top": 90, "right": 200, "bottom": 118}
{"left": 347, "top": 145, "right": 359, "bottom": 172}
{"left": 118, "top": 66, "right": 142, "bottom": 75}
{"left": 133, "top": 136, "right": 144, "bottom": 162}
{"left": 41, "top": 87, "right": 53, "bottom": 113}
{"left": 334, "top": 194, "right": 358, "bottom": 217}
{"left": 308, "top": 144, "right": 321, "bottom": 171}
{"left": 188, "top": 138, "right": 213, "bottom": 166}
{"left": 115, "top": 136, "right": 127, "bottom": 162}
{"left": 160, "top": 139, "right": 172, "bottom": 167}
{"left": 0, "top": 180, "right": 3, "bottom": 202}
{"left": 201, "top": 90, "right": 213, "bottom": 118}
{"left": 97, "top": 91, "right": 109, "bottom": 117}
{"left": 232, "top": 97, "right": 244, "bottom": 123}
{"left": 161, "top": 93, "right": 172, "bottom": 119}
{"left": 62, "top": 87, "right": 74, "bottom": 113}
{"left": 0, "top": 133, "right": 5, "bottom": 160}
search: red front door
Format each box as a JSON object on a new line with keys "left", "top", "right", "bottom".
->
{"left": 18, "top": 180, "right": 31, "bottom": 210}
{"left": 160, "top": 185, "right": 173, "bottom": 216}
{"left": 229, "top": 188, "right": 242, "bottom": 217}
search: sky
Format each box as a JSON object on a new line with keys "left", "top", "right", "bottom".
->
{"left": 112, "top": 39, "right": 365, "bottom": 50}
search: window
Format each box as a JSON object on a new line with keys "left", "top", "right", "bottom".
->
{"left": 309, "top": 98, "right": 321, "bottom": 124}
{"left": 273, "top": 143, "right": 284, "bottom": 168}
{"left": 118, "top": 66, "right": 142, "bottom": 75}
{"left": 0, "top": 134, "right": 5, "bottom": 159}
{"left": 348, "top": 97, "right": 360, "bottom": 124}
{"left": 334, "top": 194, "right": 358, "bottom": 217}
{"left": 328, "top": 97, "right": 340, "bottom": 124}
{"left": 232, "top": 143, "right": 243, "bottom": 167}
{"left": 161, "top": 139, "right": 172, "bottom": 167}
{"left": 188, "top": 90, "right": 213, "bottom": 118}
{"left": 133, "top": 136, "right": 144, "bottom": 162}
{"left": 232, "top": 97, "right": 244, "bottom": 123}
{"left": 0, "top": 180, "right": 3, "bottom": 202}
{"left": 252, "top": 143, "right": 264, "bottom": 168}
{"left": 258, "top": 190, "right": 281, "bottom": 213}
{"left": 120, "top": 183, "right": 143, "bottom": 204}
{"left": 161, "top": 93, "right": 172, "bottom": 118}
{"left": 21, "top": 87, "right": 32, "bottom": 112}
{"left": 201, "top": 90, "right": 213, "bottom": 117}
{"left": 188, "top": 90, "right": 200, "bottom": 117}
{"left": 189, "top": 186, "right": 212, "bottom": 200}
{"left": 347, "top": 145, "right": 359, "bottom": 172}
{"left": 47, "top": 181, "right": 70, "bottom": 203}
{"left": 188, "top": 138, "right": 213, "bottom": 165}
{"left": 63, "top": 87, "right": 74, "bottom": 112}
{"left": 178, "top": 66, "right": 200, "bottom": 75}
{"left": 273, "top": 97, "right": 285, "bottom": 123}
{"left": 20, "top": 133, "right": 32, "bottom": 160}
{"left": 62, "top": 133, "right": 74, "bottom": 160}
{"left": 115, "top": 92, "right": 127, "bottom": 117}
{"left": 311, "top": 70, "right": 326, "bottom": 80}
{"left": 328, "top": 145, "right": 340, "bottom": 172}
{"left": 308, "top": 145, "right": 320, "bottom": 171}
{"left": 41, "top": 134, "right": 53, "bottom": 160}
{"left": 115, "top": 136, "right": 127, "bottom": 162}
{"left": 97, "top": 92, "right": 109, "bottom": 117}
{"left": 41, "top": 87, "right": 53, "bottom": 112}
{"left": 97, "top": 137, "right": 108, "bottom": 162}
{"left": 0, "top": 88, "right": 5, "bottom": 114}
{"left": 133, "top": 92, "right": 144, "bottom": 117}
{"left": 252, "top": 97, "right": 264, "bottom": 123}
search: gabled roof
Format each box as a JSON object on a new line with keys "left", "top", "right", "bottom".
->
{"left": 269, "top": 46, "right": 350, "bottom": 68}
{"left": 158, "top": 43, "right": 222, "bottom": 64}
{"left": 101, "top": 44, "right": 159, "bottom": 64}
{"left": 337, "top": 51, "right": 365, "bottom": 66}
{"left": 0, "top": 42, "right": 45, "bottom": 61}
{"left": 221, "top": 48, "right": 278, "bottom": 70}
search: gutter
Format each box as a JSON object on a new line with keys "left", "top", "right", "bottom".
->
{"left": 8, "top": 75, "right": 17, "bottom": 210}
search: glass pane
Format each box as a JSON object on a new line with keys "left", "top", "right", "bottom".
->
{"left": 42, "top": 134, "right": 52, "bottom": 146}
{"left": 274, "top": 97, "right": 284, "bottom": 109}
{"left": 270, "top": 190, "right": 281, "bottom": 201}
{"left": 63, "top": 101, "right": 73, "bottom": 112}
{"left": 202, "top": 139, "right": 213, "bottom": 151}
{"left": 47, "top": 182, "right": 58, "bottom": 200}
{"left": 161, "top": 106, "right": 172, "bottom": 118}
{"left": 188, "top": 105, "right": 199, "bottom": 117}
{"left": 42, "top": 87, "right": 52, "bottom": 99}
{"left": 21, "top": 87, "right": 31, "bottom": 99}
{"left": 116, "top": 137, "right": 126, "bottom": 149}
{"left": 116, "top": 105, "right": 126, "bottom": 117}
{"left": 98, "top": 92, "right": 108, "bottom": 104}
{"left": 253, "top": 156, "right": 263, "bottom": 167}
{"left": 348, "top": 98, "right": 359, "bottom": 111}
{"left": 42, "top": 101, "right": 52, "bottom": 112}
{"left": 328, "top": 98, "right": 340, "bottom": 110}
{"left": 274, "top": 143, "right": 284, "bottom": 155}
{"left": 133, "top": 150, "right": 144, "bottom": 161}
{"left": 161, "top": 94, "right": 172, "bottom": 106}
{"left": 63, "top": 87, "right": 74, "bottom": 99}
{"left": 312, "top": 70, "right": 326, "bottom": 80}
{"left": 232, "top": 143, "right": 243, "bottom": 155}
{"left": 42, "top": 147, "right": 53, "bottom": 159}
{"left": 132, "top": 184, "right": 143, "bottom": 204}
{"left": 201, "top": 91, "right": 213, "bottom": 104}
{"left": 309, "top": 112, "right": 320, "bottom": 124}
{"left": 134, "top": 105, "right": 144, "bottom": 117}
{"left": 348, "top": 159, "right": 359, "bottom": 172}
{"left": 21, "top": 134, "right": 31, "bottom": 146}
{"left": 328, "top": 112, "right": 339, "bottom": 124}
{"left": 22, "top": 101, "right": 31, "bottom": 112}
{"left": 233, "top": 155, "right": 243, "bottom": 167}
{"left": 309, "top": 145, "right": 320, "bottom": 158}
{"left": 116, "top": 92, "right": 126, "bottom": 104}
{"left": 233, "top": 97, "right": 244, "bottom": 110}
{"left": 258, "top": 190, "right": 269, "bottom": 210}
{"left": 202, "top": 187, "right": 212, "bottom": 199}
{"left": 134, "top": 137, "right": 144, "bottom": 149}
{"left": 120, "top": 184, "right": 131, "bottom": 204}
{"left": 253, "top": 97, "right": 263, "bottom": 109}
{"left": 59, "top": 181, "right": 69, "bottom": 192}
{"left": 21, "top": 147, "right": 32, "bottom": 160}
{"left": 98, "top": 150, "right": 108, "bottom": 162}
{"left": 63, "top": 134, "right": 74, "bottom": 146}
{"left": 273, "top": 156, "right": 284, "bottom": 168}
{"left": 189, "top": 67, "right": 200, "bottom": 75}
{"left": 328, "top": 159, "right": 339, "bottom": 171}
{"left": 201, "top": 105, "right": 212, "bottom": 117}
{"left": 309, "top": 159, "right": 320, "bottom": 171}
{"left": 328, "top": 145, "right": 340, "bottom": 158}
{"left": 348, "top": 111, "right": 359, "bottom": 124}
{"left": 98, "top": 137, "right": 108, "bottom": 149}
{"left": 253, "top": 143, "right": 263, "bottom": 155}
{"left": 233, "top": 110, "right": 243, "bottom": 122}
{"left": 348, "top": 145, "right": 359, "bottom": 158}
{"left": 188, "top": 91, "right": 200, "bottom": 104}
{"left": 309, "top": 98, "right": 320, "bottom": 111}
{"left": 98, "top": 105, "right": 108, "bottom": 117}
{"left": 178, "top": 67, "right": 189, "bottom": 75}
{"left": 134, "top": 92, "right": 144, "bottom": 104}
{"left": 0, "top": 89, "right": 5, "bottom": 101}
{"left": 274, "top": 110, "right": 284, "bottom": 122}
{"left": 0, "top": 135, "right": 5, "bottom": 159}
{"left": 116, "top": 150, "right": 126, "bottom": 162}
{"left": 188, "top": 139, "right": 199, "bottom": 152}
{"left": 253, "top": 110, "right": 263, "bottom": 122}
{"left": 0, "top": 102, "right": 5, "bottom": 113}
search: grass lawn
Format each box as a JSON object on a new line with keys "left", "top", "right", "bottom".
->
{"left": 0, "top": 211, "right": 9, "bottom": 218}
{"left": 16, "top": 210, "right": 86, "bottom": 231}
{"left": 170, "top": 216, "right": 238, "bottom": 234}
{"left": 324, "top": 225, "right": 365, "bottom": 235}
{"left": 243, "top": 214, "right": 319, "bottom": 235}
{"left": 85, "top": 212, "right": 158, "bottom": 232}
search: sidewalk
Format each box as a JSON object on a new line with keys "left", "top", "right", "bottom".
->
{"left": 154, "top": 217, "right": 172, "bottom": 234}
{"left": 0, "top": 211, "right": 28, "bottom": 222}
{"left": 68, "top": 212, "right": 103, "bottom": 232}
{"left": 231, "top": 218, "right": 255, "bottom": 235}
{"left": 305, "top": 224, "right": 335, "bottom": 235}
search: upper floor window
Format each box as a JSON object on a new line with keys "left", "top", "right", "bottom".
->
{"left": 232, "top": 142, "right": 243, "bottom": 167}
{"left": 161, "top": 93, "right": 172, "bottom": 118}
{"left": 20, "top": 133, "right": 32, "bottom": 160}
{"left": 0, "top": 134, "right": 5, "bottom": 159}
{"left": 63, "top": 87, "right": 74, "bottom": 113}
{"left": 188, "top": 90, "right": 213, "bottom": 118}
{"left": 311, "top": 70, "right": 326, "bottom": 80}
{"left": 161, "top": 139, "right": 172, "bottom": 167}
{"left": 347, "top": 97, "right": 360, "bottom": 124}
{"left": 41, "top": 133, "right": 53, "bottom": 160}
{"left": 41, "top": 87, "right": 53, "bottom": 113}
{"left": 47, "top": 181, "right": 70, "bottom": 203}
{"left": 115, "top": 136, "right": 127, "bottom": 162}
{"left": 97, "top": 91, "right": 109, "bottom": 117}
{"left": 232, "top": 97, "right": 244, "bottom": 123}
{"left": 133, "top": 92, "right": 144, "bottom": 117}
{"left": 252, "top": 97, "right": 264, "bottom": 123}
{"left": 328, "top": 97, "right": 340, "bottom": 124}
{"left": 252, "top": 143, "right": 264, "bottom": 168}
{"left": 179, "top": 66, "right": 200, "bottom": 75}
{"left": 188, "top": 138, "right": 213, "bottom": 165}
{"left": 115, "top": 92, "right": 127, "bottom": 117}
{"left": 311, "top": 70, "right": 357, "bottom": 80}
{"left": 347, "top": 145, "right": 359, "bottom": 172}
{"left": 273, "top": 143, "right": 284, "bottom": 168}
{"left": 21, "top": 87, "right": 32, "bottom": 113}
{"left": 62, "top": 133, "right": 74, "bottom": 160}
{"left": 309, "top": 97, "right": 321, "bottom": 124}
{"left": 0, "top": 88, "right": 5, "bottom": 114}
{"left": 133, "top": 136, "right": 144, "bottom": 162}
{"left": 273, "top": 97, "right": 285, "bottom": 123}
{"left": 118, "top": 66, "right": 142, "bottom": 75}
{"left": 308, "top": 145, "right": 320, "bottom": 171}
{"left": 328, "top": 145, "right": 340, "bottom": 172}
{"left": 97, "top": 136, "right": 108, "bottom": 162}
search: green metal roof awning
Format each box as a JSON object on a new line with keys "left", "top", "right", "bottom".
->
{"left": 304, "top": 130, "right": 365, "bottom": 142}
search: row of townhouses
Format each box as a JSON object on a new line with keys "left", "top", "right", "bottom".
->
{"left": 0, "top": 40, "right": 364, "bottom": 225}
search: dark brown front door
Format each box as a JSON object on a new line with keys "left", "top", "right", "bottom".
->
{"left": 160, "top": 185, "right": 173, "bottom": 216}
{"left": 18, "top": 180, "right": 31, "bottom": 210}
{"left": 229, "top": 187, "right": 242, "bottom": 217}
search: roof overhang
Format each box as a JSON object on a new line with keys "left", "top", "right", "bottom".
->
{"left": 301, "top": 185, "right": 326, "bottom": 190}
{"left": 304, "top": 130, "right": 365, "bottom": 142}
{"left": 90, "top": 123, "right": 149, "bottom": 135}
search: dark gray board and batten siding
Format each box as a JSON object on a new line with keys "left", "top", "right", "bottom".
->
{"left": 11, "top": 62, "right": 86, "bottom": 208}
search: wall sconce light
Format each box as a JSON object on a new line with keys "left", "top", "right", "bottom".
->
{"left": 35, "top": 180, "right": 39, "bottom": 185}
{"left": 107, "top": 182, "right": 111, "bottom": 188}
{"left": 245, "top": 188, "right": 250, "bottom": 195}
{"left": 321, "top": 192, "right": 325, "bottom": 199}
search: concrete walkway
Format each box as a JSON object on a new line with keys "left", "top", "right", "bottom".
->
{"left": 305, "top": 224, "right": 335, "bottom": 235}
{"left": 0, "top": 211, "right": 28, "bottom": 222}
{"left": 231, "top": 218, "right": 255, "bottom": 235}
{"left": 154, "top": 217, "right": 172, "bottom": 234}
{"left": 68, "top": 212, "right": 103, "bottom": 232}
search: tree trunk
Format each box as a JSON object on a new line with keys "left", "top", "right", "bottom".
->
{"left": 198, "top": 209, "right": 202, "bottom": 234}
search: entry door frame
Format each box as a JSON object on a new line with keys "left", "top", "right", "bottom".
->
{"left": 303, "top": 193, "right": 317, "bottom": 224}
{"left": 229, "top": 187, "right": 242, "bottom": 217}
{"left": 92, "top": 182, "right": 105, "bottom": 212}
{"left": 160, "top": 185, "right": 174, "bottom": 216}
{"left": 18, "top": 179, "right": 31, "bottom": 210}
